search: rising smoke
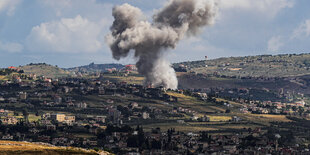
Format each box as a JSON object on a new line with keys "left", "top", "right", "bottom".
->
{"left": 106, "top": 0, "right": 218, "bottom": 89}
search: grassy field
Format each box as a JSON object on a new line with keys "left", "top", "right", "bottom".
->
{"left": 247, "top": 114, "right": 291, "bottom": 122}
{"left": 208, "top": 116, "right": 232, "bottom": 122}
{"left": 102, "top": 74, "right": 144, "bottom": 85}
{"left": 0, "top": 140, "right": 108, "bottom": 155}
{"left": 28, "top": 114, "right": 41, "bottom": 122}
{"left": 137, "top": 91, "right": 293, "bottom": 132}
{"left": 19, "top": 64, "right": 72, "bottom": 78}
{"left": 142, "top": 121, "right": 261, "bottom": 133}
{"left": 0, "top": 75, "right": 7, "bottom": 80}
{"left": 166, "top": 91, "right": 227, "bottom": 113}
{"left": 232, "top": 113, "right": 292, "bottom": 126}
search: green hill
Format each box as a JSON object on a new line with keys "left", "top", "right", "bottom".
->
{"left": 175, "top": 53, "right": 310, "bottom": 78}
{"left": 67, "top": 62, "right": 124, "bottom": 73}
{"left": 19, "top": 63, "right": 72, "bottom": 79}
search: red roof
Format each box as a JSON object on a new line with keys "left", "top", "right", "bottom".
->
{"left": 8, "top": 66, "right": 16, "bottom": 69}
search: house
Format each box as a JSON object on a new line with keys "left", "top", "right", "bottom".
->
{"left": 64, "top": 116, "right": 75, "bottom": 125}
{"left": 62, "top": 86, "right": 70, "bottom": 93}
{"left": 108, "top": 108, "right": 121, "bottom": 124}
{"left": 54, "top": 96, "right": 62, "bottom": 104}
{"left": 8, "top": 66, "right": 17, "bottom": 70}
{"left": 0, "top": 109, "right": 9, "bottom": 117}
{"left": 142, "top": 112, "right": 150, "bottom": 119}
{"left": 50, "top": 113, "right": 75, "bottom": 125}
{"left": 98, "top": 87, "right": 105, "bottom": 95}
{"left": 2, "top": 134, "right": 13, "bottom": 140}
{"left": 8, "top": 97, "right": 17, "bottom": 103}
{"left": 46, "top": 124, "right": 56, "bottom": 130}
{"left": 51, "top": 113, "right": 66, "bottom": 122}
{"left": 29, "top": 128, "right": 40, "bottom": 134}
{"left": 44, "top": 78, "right": 52, "bottom": 83}
{"left": 177, "top": 120, "right": 185, "bottom": 124}
{"left": 232, "top": 116, "right": 241, "bottom": 122}
{"left": 191, "top": 115, "right": 199, "bottom": 121}
{"left": 0, "top": 97, "right": 4, "bottom": 103}
{"left": 1, "top": 116, "right": 18, "bottom": 125}
{"left": 95, "top": 116, "right": 106, "bottom": 123}
{"left": 125, "top": 65, "right": 137, "bottom": 71}
{"left": 128, "top": 102, "right": 139, "bottom": 109}
{"left": 223, "top": 145, "right": 237, "bottom": 154}
{"left": 76, "top": 102, "right": 87, "bottom": 108}
{"left": 40, "top": 119, "right": 52, "bottom": 126}
{"left": 199, "top": 115, "right": 210, "bottom": 122}
{"left": 19, "top": 92, "right": 27, "bottom": 100}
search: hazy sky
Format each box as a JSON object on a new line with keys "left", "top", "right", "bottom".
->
{"left": 0, "top": 0, "right": 309, "bottom": 68}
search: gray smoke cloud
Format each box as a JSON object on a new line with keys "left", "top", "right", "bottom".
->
{"left": 106, "top": 0, "right": 218, "bottom": 89}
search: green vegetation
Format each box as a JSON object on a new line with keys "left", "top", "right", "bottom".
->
{"left": 175, "top": 53, "right": 310, "bottom": 77}
{"left": 67, "top": 62, "right": 124, "bottom": 73}
{"left": 19, "top": 63, "right": 72, "bottom": 78}
{"left": 101, "top": 73, "right": 144, "bottom": 85}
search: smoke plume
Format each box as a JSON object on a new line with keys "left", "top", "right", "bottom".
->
{"left": 106, "top": 0, "right": 218, "bottom": 89}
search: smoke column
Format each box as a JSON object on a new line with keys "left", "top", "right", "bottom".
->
{"left": 106, "top": 0, "right": 218, "bottom": 89}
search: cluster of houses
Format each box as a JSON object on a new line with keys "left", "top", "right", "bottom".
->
{"left": 239, "top": 100, "right": 310, "bottom": 117}
{"left": 0, "top": 67, "right": 310, "bottom": 154}
{"left": 0, "top": 109, "right": 309, "bottom": 155}
{"left": 199, "top": 86, "right": 310, "bottom": 118}
{"left": 0, "top": 109, "right": 18, "bottom": 125}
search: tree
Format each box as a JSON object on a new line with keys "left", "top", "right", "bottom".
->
{"left": 22, "top": 109, "right": 29, "bottom": 124}
{"left": 137, "top": 126, "right": 145, "bottom": 147}
{"left": 298, "top": 107, "right": 304, "bottom": 115}
{"left": 151, "top": 139, "right": 161, "bottom": 149}
{"left": 35, "top": 111, "right": 40, "bottom": 116}
{"left": 127, "top": 135, "right": 138, "bottom": 147}
{"left": 200, "top": 131, "right": 209, "bottom": 142}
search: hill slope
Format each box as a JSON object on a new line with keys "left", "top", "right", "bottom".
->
{"left": 67, "top": 63, "right": 124, "bottom": 73}
{"left": 0, "top": 140, "right": 110, "bottom": 155}
{"left": 19, "top": 63, "right": 72, "bottom": 78}
{"left": 175, "top": 53, "right": 310, "bottom": 77}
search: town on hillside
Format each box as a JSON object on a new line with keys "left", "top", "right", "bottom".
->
{"left": 0, "top": 64, "right": 310, "bottom": 154}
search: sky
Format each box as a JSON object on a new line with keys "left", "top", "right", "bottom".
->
{"left": 0, "top": 0, "right": 309, "bottom": 68}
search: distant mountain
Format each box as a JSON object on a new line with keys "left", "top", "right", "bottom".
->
{"left": 19, "top": 63, "right": 72, "bottom": 78}
{"left": 67, "top": 62, "right": 125, "bottom": 73}
{"left": 174, "top": 53, "right": 310, "bottom": 78}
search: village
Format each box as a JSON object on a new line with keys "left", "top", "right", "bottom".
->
{"left": 0, "top": 66, "right": 310, "bottom": 154}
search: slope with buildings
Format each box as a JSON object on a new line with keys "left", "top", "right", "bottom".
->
{"left": 174, "top": 53, "right": 310, "bottom": 78}
{"left": 0, "top": 69, "right": 309, "bottom": 154}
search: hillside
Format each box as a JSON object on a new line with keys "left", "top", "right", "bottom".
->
{"left": 67, "top": 53, "right": 310, "bottom": 78}
{"left": 0, "top": 140, "right": 110, "bottom": 155}
{"left": 67, "top": 63, "right": 124, "bottom": 73}
{"left": 19, "top": 63, "right": 72, "bottom": 79}
{"left": 175, "top": 53, "right": 310, "bottom": 78}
